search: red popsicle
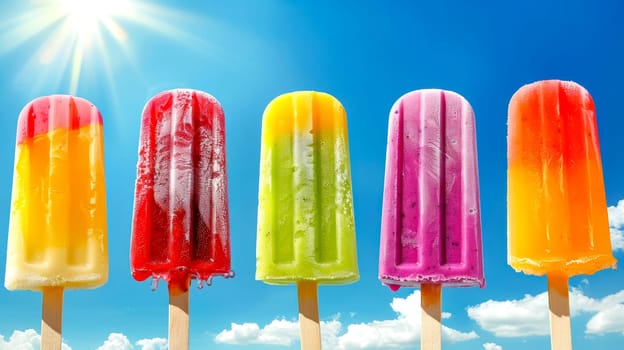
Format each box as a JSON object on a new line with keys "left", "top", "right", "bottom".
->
{"left": 130, "top": 89, "right": 232, "bottom": 349}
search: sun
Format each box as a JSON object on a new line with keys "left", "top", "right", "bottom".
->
{"left": 57, "top": 0, "right": 129, "bottom": 36}
{"left": 47, "top": 0, "right": 133, "bottom": 93}
{"left": 1, "top": 0, "right": 210, "bottom": 97}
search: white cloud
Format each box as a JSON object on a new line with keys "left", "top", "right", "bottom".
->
{"left": 467, "top": 288, "right": 624, "bottom": 337}
{"left": 316, "top": 319, "right": 344, "bottom": 349}
{"left": 467, "top": 292, "right": 549, "bottom": 337}
{"left": 0, "top": 329, "right": 70, "bottom": 350}
{"left": 608, "top": 200, "right": 624, "bottom": 251}
{"left": 608, "top": 200, "right": 624, "bottom": 227}
{"left": 586, "top": 304, "right": 624, "bottom": 335}
{"left": 215, "top": 291, "right": 478, "bottom": 349}
{"left": 584, "top": 291, "right": 624, "bottom": 335}
{"left": 215, "top": 318, "right": 329, "bottom": 346}
{"left": 96, "top": 333, "right": 133, "bottom": 350}
{"left": 214, "top": 318, "right": 345, "bottom": 348}
{"left": 216, "top": 323, "right": 262, "bottom": 344}
{"left": 0, "top": 331, "right": 168, "bottom": 350}
{"left": 336, "top": 292, "right": 477, "bottom": 349}
{"left": 135, "top": 338, "right": 167, "bottom": 350}
{"left": 94, "top": 333, "right": 167, "bottom": 350}
{"left": 483, "top": 342, "right": 503, "bottom": 350}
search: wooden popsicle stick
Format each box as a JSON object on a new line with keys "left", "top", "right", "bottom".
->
{"left": 169, "top": 289, "right": 190, "bottom": 350}
{"left": 421, "top": 284, "right": 442, "bottom": 350}
{"left": 547, "top": 274, "right": 572, "bottom": 350}
{"left": 41, "top": 287, "right": 64, "bottom": 350}
{"left": 297, "top": 281, "right": 321, "bottom": 350}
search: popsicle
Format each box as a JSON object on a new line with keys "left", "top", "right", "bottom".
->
{"left": 131, "top": 89, "right": 232, "bottom": 350}
{"left": 378, "top": 89, "right": 484, "bottom": 350}
{"left": 508, "top": 80, "right": 616, "bottom": 349}
{"left": 5, "top": 95, "right": 108, "bottom": 350}
{"left": 256, "top": 91, "right": 358, "bottom": 349}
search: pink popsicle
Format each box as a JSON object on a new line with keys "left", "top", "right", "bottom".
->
{"left": 379, "top": 89, "right": 484, "bottom": 289}
{"left": 379, "top": 89, "right": 484, "bottom": 350}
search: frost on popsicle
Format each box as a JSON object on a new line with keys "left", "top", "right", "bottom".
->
{"left": 131, "top": 90, "right": 232, "bottom": 293}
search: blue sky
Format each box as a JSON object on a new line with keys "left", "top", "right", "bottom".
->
{"left": 1, "top": 1, "right": 624, "bottom": 349}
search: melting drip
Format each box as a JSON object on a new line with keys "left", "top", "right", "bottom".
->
{"left": 150, "top": 277, "right": 160, "bottom": 291}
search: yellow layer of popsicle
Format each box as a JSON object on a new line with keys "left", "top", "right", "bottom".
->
{"left": 261, "top": 91, "right": 347, "bottom": 142}
{"left": 508, "top": 161, "right": 615, "bottom": 275}
{"left": 5, "top": 125, "right": 107, "bottom": 291}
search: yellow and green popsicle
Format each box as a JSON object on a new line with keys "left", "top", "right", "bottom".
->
{"left": 256, "top": 91, "right": 358, "bottom": 349}
{"left": 256, "top": 91, "right": 358, "bottom": 284}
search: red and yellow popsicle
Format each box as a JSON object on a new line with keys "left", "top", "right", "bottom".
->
{"left": 4, "top": 95, "right": 108, "bottom": 350}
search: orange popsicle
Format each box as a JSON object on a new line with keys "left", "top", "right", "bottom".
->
{"left": 508, "top": 80, "right": 616, "bottom": 350}
{"left": 508, "top": 80, "right": 616, "bottom": 276}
